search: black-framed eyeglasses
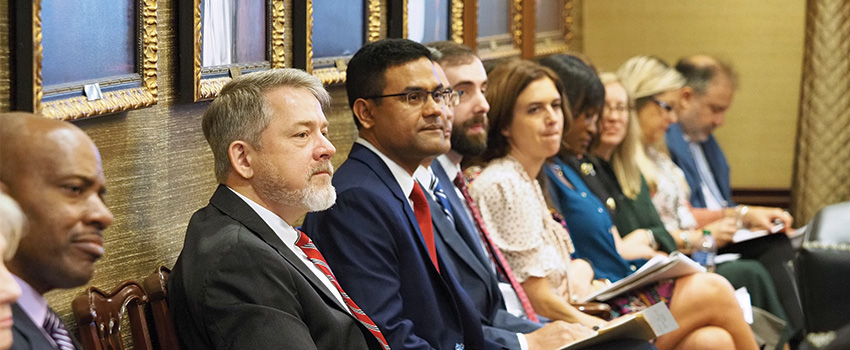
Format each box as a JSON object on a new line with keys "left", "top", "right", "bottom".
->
{"left": 364, "top": 88, "right": 461, "bottom": 107}
{"left": 651, "top": 98, "right": 674, "bottom": 112}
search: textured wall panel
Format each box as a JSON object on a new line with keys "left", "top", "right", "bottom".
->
{"left": 792, "top": 0, "right": 850, "bottom": 223}
{"left": 0, "top": 0, "right": 362, "bottom": 344}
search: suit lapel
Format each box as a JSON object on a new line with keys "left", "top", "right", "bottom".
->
{"left": 348, "top": 145, "right": 442, "bottom": 275}
{"left": 427, "top": 190, "right": 494, "bottom": 289}
{"left": 208, "top": 185, "right": 348, "bottom": 312}
{"left": 12, "top": 302, "right": 57, "bottom": 350}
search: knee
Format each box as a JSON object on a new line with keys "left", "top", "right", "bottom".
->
{"left": 684, "top": 326, "right": 735, "bottom": 350}
{"left": 678, "top": 272, "right": 736, "bottom": 303}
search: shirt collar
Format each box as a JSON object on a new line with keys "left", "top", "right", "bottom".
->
{"left": 413, "top": 165, "right": 437, "bottom": 200}
{"left": 436, "top": 154, "right": 462, "bottom": 182}
{"left": 12, "top": 274, "right": 48, "bottom": 327}
{"left": 356, "top": 138, "right": 415, "bottom": 198}
{"left": 226, "top": 186, "right": 299, "bottom": 246}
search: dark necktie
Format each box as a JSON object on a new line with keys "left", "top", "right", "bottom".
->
{"left": 295, "top": 231, "right": 391, "bottom": 350}
{"left": 453, "top": 173, "right": 540, "bottom": 323}
{"left": 43, "top": 310, "right": 75, "bottom": 350}
{"left": 410, "top": 181, "right": 439, "bottom": 273}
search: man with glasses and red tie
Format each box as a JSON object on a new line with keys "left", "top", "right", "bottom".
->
{"left": 303, "top": 38, "right": 501, "bottom": 350}
{"left": 168, "top": 68, "right": 388, "bottom": 350}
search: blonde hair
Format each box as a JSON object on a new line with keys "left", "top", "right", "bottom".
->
{"left": 0, "top": 191, "right": 25, "bottom": 261}
{"left": 616, "top": 56, "right": 685, "bottom": 192}
{"left": 598, "top": 72, "right": 652, "bottom": 198}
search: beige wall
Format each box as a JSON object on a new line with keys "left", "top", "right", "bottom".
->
{"left": 582, "top": 1, "right": 805, "bottom": 189}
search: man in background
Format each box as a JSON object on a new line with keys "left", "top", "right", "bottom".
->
{"left": 1, "top": 112, "right": 114, "bottom": 350}
{"left": 668, "top": 55, "right": 803, "bottom": 346}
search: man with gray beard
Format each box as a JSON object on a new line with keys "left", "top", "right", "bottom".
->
{"left": 168, "top": 68, "right": 389, "bottom": 350}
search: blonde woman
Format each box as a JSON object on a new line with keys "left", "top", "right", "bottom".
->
{"left": 619, "top": 56, "right": 801, "bottom": 349}
{"left": 0, "top": 191, "right": 24, "bottom": 350}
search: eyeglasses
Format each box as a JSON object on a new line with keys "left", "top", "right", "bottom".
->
{"left": 365, "top": 88, "right": 461, "bottom": 107}
{"left": 602, "top": 103, "right": 632, "bottom": 117}
{"left": 651, "top": 98, "right": 674, "bottom": 112}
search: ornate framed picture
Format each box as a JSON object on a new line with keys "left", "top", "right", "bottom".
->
{"left": 11, "top": 0, "right": 158, "bottom": 120}
{"left": 534, "top": 0, "right": 573, "bottom": 56}
{"left": 476, "top": 0, "right": 522, "bottom": 60}
{"left": 178, "top": 0, "right": 286, "bottom": 102}
{"left": 293, "top": 0, "right": 382, "bottom": 85}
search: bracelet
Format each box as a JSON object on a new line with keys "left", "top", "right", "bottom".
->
{"left": 645, "top": 229, "right": 658, "bottom": 250}
{"left": 679, "top": 230, "right": 692, "bottom": 250}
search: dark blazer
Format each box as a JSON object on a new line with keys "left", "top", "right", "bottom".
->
{"left": 665, "top": 123, "right": 733, "bottom": 208}
{"left": 11, "top": 304, "right": 81, "bottom": 350}
{"left": 168, "top": 185, "right": 382, "bottom": 350}
{"left": 302, "top": 144, "right": 498, "bottom": 350}
{"left": 430, "top": 161, "right": 542, "bottom": 349}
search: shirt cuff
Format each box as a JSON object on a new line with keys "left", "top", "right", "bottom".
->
{"left": 518, "top": 333, "right": 529, "bottom": 350}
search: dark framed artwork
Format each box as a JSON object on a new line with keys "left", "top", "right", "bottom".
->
{"left": 534, "top": 0, "right": 572, "bottom": 56}
{"left": 293, "top": 0, "right": 382, "bottom": 85}
{"left": 476, "top": 0, "right": 521, "bottom": 60}
{"left": 178, "top": 0, "right": 286, "bottom": 102}
{"left": 11, "top": 0, "right": 158, "bottom": 120}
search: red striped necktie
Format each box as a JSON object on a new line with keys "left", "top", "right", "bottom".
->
{"left": 453, "top": 174, "right": 540, "bottom": 323}
{"left": 295, "top": 231, "right": 392, "bottom": 349}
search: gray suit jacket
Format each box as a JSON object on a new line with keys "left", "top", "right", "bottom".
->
{"left": 429, "top": 162, "right": 541, "bottom": 349}
{"left": 11, "top": 303, "right": 81, "bottom": 350}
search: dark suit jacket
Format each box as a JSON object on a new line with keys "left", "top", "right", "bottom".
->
{"left": 665, "top": 123, "right": 733, "bottom": 208}
{"left": 302, "top": 144, "right": 498, "bottom": 350}
{"left": 168, "top": 185, "right": 382, "bottom": 350}
{"left": 11, "top": 303, "right": 81, "bottom": 350}
{"left": 430, "top": 161, "right": 541, "bottom": 349}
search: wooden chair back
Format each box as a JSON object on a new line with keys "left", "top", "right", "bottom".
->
{"left": 72, "top": 281, "right": 152, "bottom": 350}
{"left": 142, "top": 266, "right": 179, "bottom": 350}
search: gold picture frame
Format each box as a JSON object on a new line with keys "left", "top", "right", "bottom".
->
{"left": 534, "top": 0, "right": 573, "bottom": 57}
{"left": 178, "top": 0, "right": 287, "bottom": 102}
{"left": 398, "top": 0, "right": 460, "bottom": 45}
{"left": 294, "top": 0, "right": 383, "bottom": 85}
{"left": 11, "top": 0, "right": 158, "bottom": 120}
{"left": 477, "top": 0, "right": 523, "bottom": 61}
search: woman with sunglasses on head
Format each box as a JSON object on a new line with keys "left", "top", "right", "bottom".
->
{"left": 468, "top": 58, "right": 758, "bottom": 350}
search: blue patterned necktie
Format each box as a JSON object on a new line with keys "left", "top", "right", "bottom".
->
{"left": 43, "top": 310, "right": 75, "bottom": 350}
{"left": 429, "top": 174, "right": 454, "bottom": 223}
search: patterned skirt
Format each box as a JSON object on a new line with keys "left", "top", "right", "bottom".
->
{"left": 605, "top": 279, "right": 676, "bottom": 318}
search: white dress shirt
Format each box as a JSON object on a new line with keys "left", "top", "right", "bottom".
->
{"left": 227, "top": 186, "right": 347, "bottom": 311}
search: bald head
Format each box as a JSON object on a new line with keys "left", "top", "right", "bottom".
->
{"left": 0, "top": 112, "right": 113, "bottom": 294}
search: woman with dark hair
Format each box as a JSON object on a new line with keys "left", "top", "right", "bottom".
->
{"left": 469, "top": 58, "right": 758, "bottom": 350}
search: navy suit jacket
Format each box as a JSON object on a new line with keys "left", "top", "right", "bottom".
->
{"left": 429, "top": 161, "right": 542, "bottom": 349}
{"left": 11, "top": 304, "right": 82, "bottom": 350}
{"left": 666, "top": 123, "right": 733, "bottom": 208}
{"left": 302, "top": 144, "right": 499, "bottom": 350}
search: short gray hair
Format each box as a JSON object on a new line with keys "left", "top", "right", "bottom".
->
{"left": 202, "top": 68, "right": 331, "bottom": 183}
{"left": 0, "top": 191, "right": 25, "bottom": 261}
